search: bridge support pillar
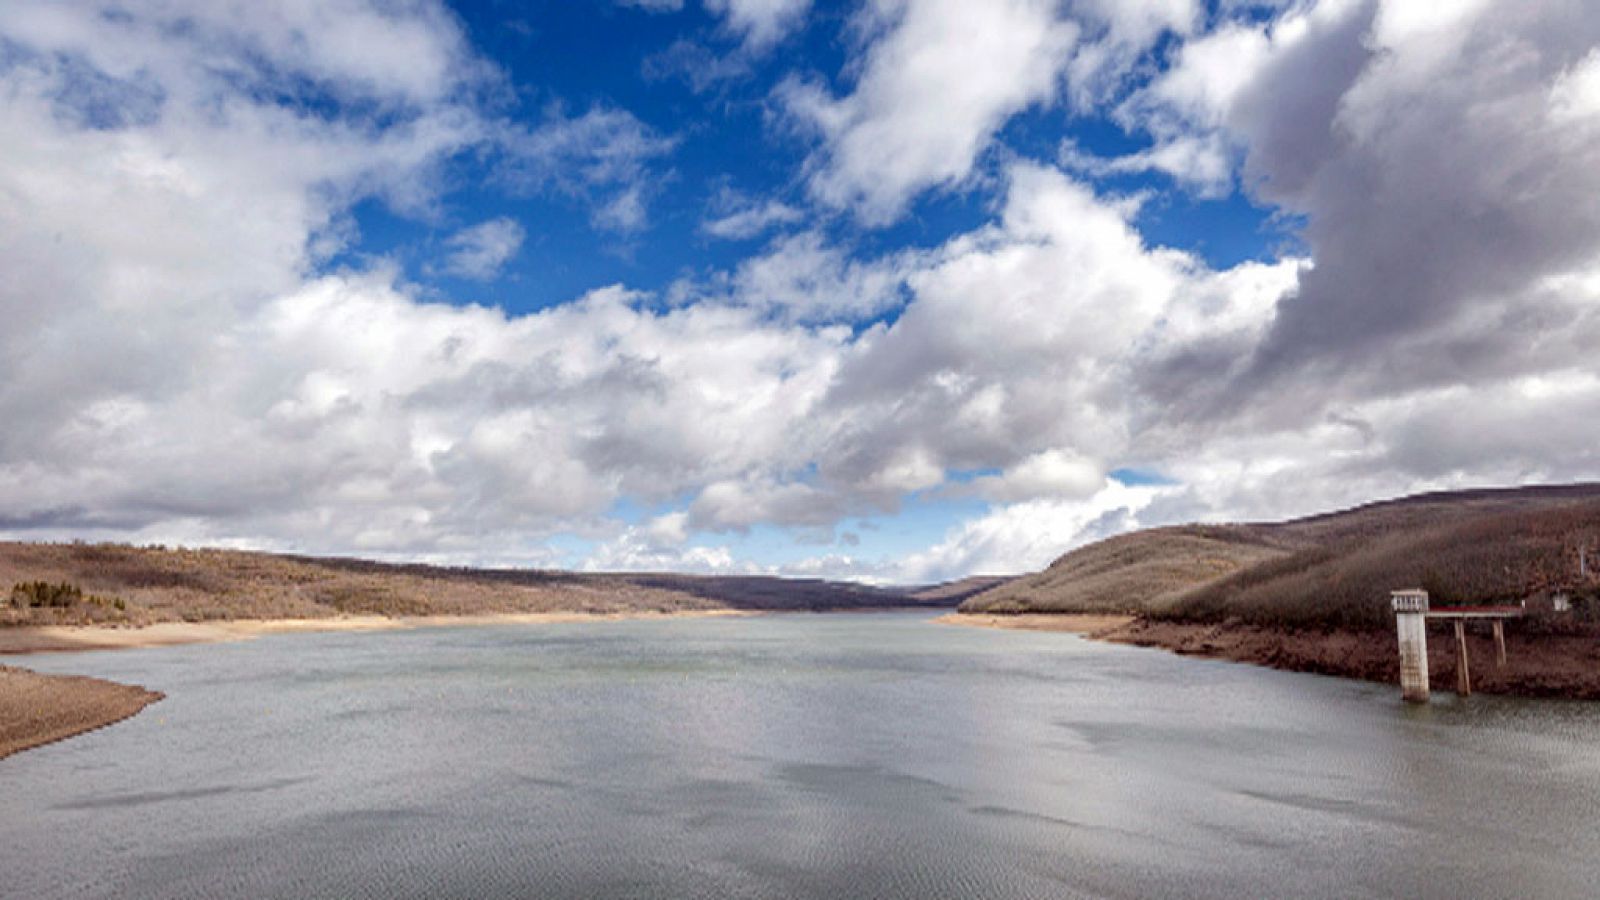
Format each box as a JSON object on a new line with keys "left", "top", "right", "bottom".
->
{"left": 1454, "top": 620, "right": 1471, "bottom": 696}
{"left": 1493, "top": 620, "right": 1506, "bottom": 668}
{"left": 1392, "top": 590, "right": 1430, "bottom": 703}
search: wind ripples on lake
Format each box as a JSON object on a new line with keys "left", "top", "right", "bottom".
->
{"left": 5, "top": 612, "right": 1600, "bottom": 899}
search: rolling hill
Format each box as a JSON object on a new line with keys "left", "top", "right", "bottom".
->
{"left": 0, "top": 542, "right": 949, "bottom": 628}
{"left": 961, "top": 484, "right": 1600, "bottom": 630}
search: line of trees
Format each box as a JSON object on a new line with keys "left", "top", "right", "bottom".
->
{"left": 9, "top": 581, "right": 124, "bottom": 611}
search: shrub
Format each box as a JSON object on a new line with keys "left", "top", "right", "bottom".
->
{"left": 10, "top": 581, "right": 84, "bottom": 609}
{"left": 1154, "top": 500, "right": 1600, "bottom": 631}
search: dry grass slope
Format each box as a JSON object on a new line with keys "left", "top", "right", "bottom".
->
{"left": 0, "top": 543, "right": 947, "bottom": 628}
{"left": 1161, "top": 499, "right": 1600, "bottom": 630}
{"left": 960, "top": 525, "right": 1292, "bottom": 614}
{"left": 904, "top": 576, "right": 1016, "bottom": 605}
{"left": 961, "top": 484, "right": 1600, "bottom": 630}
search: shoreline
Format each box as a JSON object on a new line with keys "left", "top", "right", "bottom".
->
{"left": 933, "top": 612, "right": 1135, "bottom": 636}
{"left": 948, "top": 612, "right": 1600, "bottom": 700}
{"left": 0, "top": 606, "right": 922, "bottom": 760}
{"left": 0, "top": 608, "right": 758, "bottom": 657}
{"left": 0, "top": 665, "right": 163, "bottom": 760}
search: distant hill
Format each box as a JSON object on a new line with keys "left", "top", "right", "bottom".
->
{"left": 0, "top": 543, "right": 954, "bottom": 628}
{"left": 901, "top": 576, "right": 1017, "bottom": 605}
{"left": 959, "top": 524, "right": 1288, "bottom": 615}
{"left": 961, "top": 484, "right": 1600, "bottom": 630}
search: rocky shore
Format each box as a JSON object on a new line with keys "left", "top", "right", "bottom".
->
{"left": 948, "top": 613, "right": 1600, "bottom": 699}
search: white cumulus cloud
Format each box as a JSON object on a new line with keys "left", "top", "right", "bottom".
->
{"left": 442, "top": 218, "right": 525, "bottom": 280}
{"left": 5, "top": 0, "right": 1600, "bottom": 586}
{"left": 781, "top": 0, "right": 1077, "bottom": 225}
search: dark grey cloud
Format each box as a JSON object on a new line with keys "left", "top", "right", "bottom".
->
{"left": 1228, "top": 4, "right": 1597, "bottom": 396}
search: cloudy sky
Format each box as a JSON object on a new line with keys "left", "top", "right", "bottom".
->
{"left": 2, "top": 0, "right": 1598, "bottom": 582}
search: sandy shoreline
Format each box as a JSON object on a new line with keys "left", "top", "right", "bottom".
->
{"left": 0, "top": 608, "right": 755, "bottom": 656}
{"left": 934, "top": 612, "right": 1136, "bottom": 636}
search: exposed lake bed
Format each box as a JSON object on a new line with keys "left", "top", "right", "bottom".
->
{"left": 5, "top": 611, "right": 1600, "bottom": 898}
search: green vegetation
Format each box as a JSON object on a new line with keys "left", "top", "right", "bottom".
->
{"left": 961, "top": 485, "right": 1600, "bottom": 632}
{"left": 7, "top": 580, "right": 128, "bottom": 624}
{"left": 10, "top": 581, "right": 86, "bottom": 609}
{"left": 9, "top": 581, "right": 124, "bottom": 611}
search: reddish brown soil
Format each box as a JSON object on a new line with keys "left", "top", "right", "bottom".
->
{"left": 1095, "top": 619, "right": 1600, "bottom": 699}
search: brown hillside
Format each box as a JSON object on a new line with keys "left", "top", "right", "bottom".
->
{"left": 960, "top": 524, "right": 1292, "bottom": 614}
{"left": 1158, "top": 499, "right": 1600, "bottom": 630}
{"left": 0, "top": 543, "right": 946, "bottom": 628}
{"left": 903, "top": 576, "right": 1016, "bottom": 605}
{"left": 960, "top": 484, "right": 1600, "bottom": 625}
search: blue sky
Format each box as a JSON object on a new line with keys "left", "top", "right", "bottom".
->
{"left": 2, "top": 1, "right": 1598, "bottom": 581}
{"left": 342, "top": 1, "right": 1287, "bottom": 315}
{"left": 327, "top": 0, "right": 1284, "bottom": 572}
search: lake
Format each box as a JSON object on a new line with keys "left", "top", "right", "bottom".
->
{"left": 4, "top": 611, "right": 1599, "bottom": 898}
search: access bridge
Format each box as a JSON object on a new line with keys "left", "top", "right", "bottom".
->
{"left": 1391, "top": 589, "right": 1522, "bottom": 702}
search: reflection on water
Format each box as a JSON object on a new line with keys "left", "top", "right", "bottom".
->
{"left": 5, "top": 612, "right": 1600, "bottom": 898}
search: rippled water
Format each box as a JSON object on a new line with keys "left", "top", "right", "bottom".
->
{"left": 5, "top": 611, "right": 1600, "bottom": 898}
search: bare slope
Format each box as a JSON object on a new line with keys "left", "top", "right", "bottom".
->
{"left": 902, "top": 576, "right": 1016, "bottom": 605}
{"left": 1160, "top": 497, "right": 1600, "bottom": 630}
{"left": 961, "top": 484, "right": 1600, "bottom": 627}
{"left": 959, "top": 525, "right": 1290, "bottom": 614}
{"left": 0, "top": 543, "right": 947, "bottom": 628}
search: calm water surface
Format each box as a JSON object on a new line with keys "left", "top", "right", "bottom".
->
{"left": 4, "top": 611, "right": 1600, "bottom": 898}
